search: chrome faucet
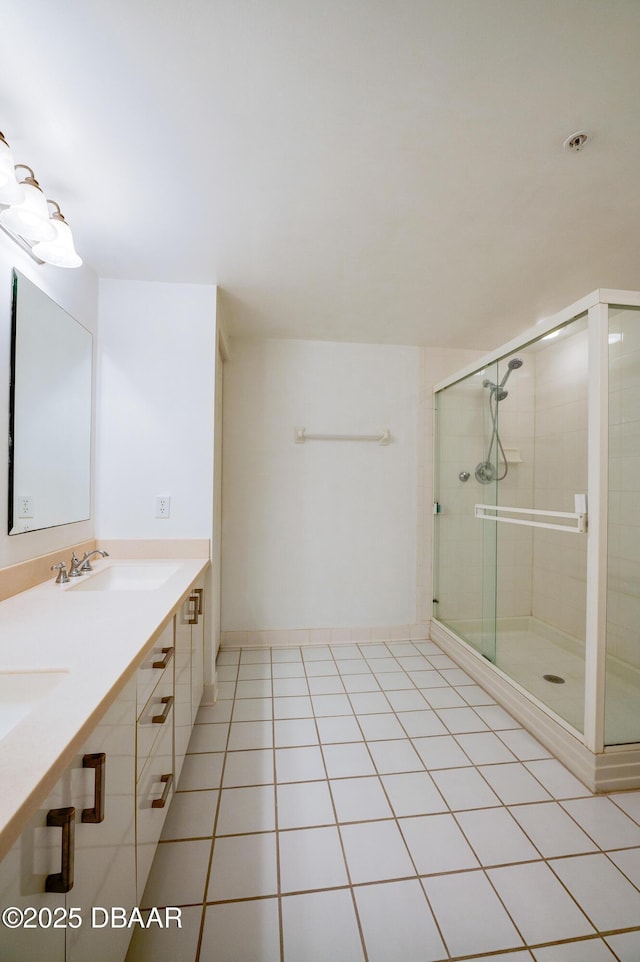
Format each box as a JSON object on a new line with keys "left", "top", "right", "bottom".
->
{"left": 78, "top": 549, "right": 110, "bottom": 573}
{"left": 68, "top": 549, "right": 109, "bottom": 577}
{"left": 69, "top": 551, "right": 84, "bottom": 578}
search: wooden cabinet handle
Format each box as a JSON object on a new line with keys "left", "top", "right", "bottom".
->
{"left": 152, "top": 773, "right": 173, "bottom": 809}
{"left": 189, "top": 587, "right": 204, "bottom": 624}
{"left": 82, "top": 752, "right": 106, "bottom": 823}
{"left": 188, "top": 594, "right": 199, "bottom": 625}
{"left": 45, "top": 807, "right": 75, "bottom": 893}
{"left": 194, "top": 587, "right": 204, "bottom": 616}
{"left": 152, "top": 646, "right": 174, "bottom": 669}
{"left": 152, "top": 695, "right": 174, "bottom": 724}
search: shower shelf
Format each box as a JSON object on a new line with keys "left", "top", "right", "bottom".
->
{"left": 475, "top": 503, "right": 587, "bottom": 534}
{"left": 501, "top": 447, "right": 523, "bottom": 463}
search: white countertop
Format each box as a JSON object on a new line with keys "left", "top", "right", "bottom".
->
{"left": 0, "top": 556, "right": 208, "bottom": 861}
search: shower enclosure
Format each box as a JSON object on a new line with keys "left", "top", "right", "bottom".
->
{"left": 432, "top": 290, "right": 640, "bottom": 791}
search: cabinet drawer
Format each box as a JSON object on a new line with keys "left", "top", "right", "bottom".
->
{"left": 136, "top": 622, "right": 174, "bottom": 714}
{"left": 136, "top": 718, "right": 174, "bottom": 901}
{"left": 137, "top": 669, "right": 174, "bottom": 782}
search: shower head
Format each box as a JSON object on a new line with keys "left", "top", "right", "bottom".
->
{"left": 498, "top": 356, "right": 524, "bottom": 390}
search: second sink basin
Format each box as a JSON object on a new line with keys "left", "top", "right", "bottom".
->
{"left": 69, "top": 563, "right": 181, "bottom": 592}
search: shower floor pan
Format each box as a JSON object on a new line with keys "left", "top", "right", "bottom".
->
{"left": 444, "top": 617, "right": 585, "bottom": 732}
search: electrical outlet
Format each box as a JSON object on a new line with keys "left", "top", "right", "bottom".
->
{"left": 155, "top": 496, "right": 171, "bottom": 519}
{"left": 18, "top": 495, "right": 33, "bottom": 518}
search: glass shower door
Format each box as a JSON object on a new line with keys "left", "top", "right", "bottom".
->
{"left": 487, "top": 324, "right": 588, "bottom": 733}
{"left": 434, "top": 362, "right": 499, "bottom": 660}
{"left": 605, "top": 305, "right": 640, "bottom": 745}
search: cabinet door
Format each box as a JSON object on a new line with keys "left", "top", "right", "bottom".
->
{"left": 66, "top": 675, "right": 136, "bottom": 962}
{"left": 0, "top": 782, "right": 69, "bottom": 962}
{"left": 0, "top": 677, "right": 137, "bottom": 962}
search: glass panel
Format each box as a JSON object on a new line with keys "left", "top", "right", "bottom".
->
{"left": 605, "top": 306, "right": 640, "bottom": 745}
{"left": 490, "top": 320, "right": 588, "bottom": 732}
{"left": 434, "top": 317, "right": 588, "bottom": 733}
{"left": 434, "top": 362, "right": 499, "bottom": 658}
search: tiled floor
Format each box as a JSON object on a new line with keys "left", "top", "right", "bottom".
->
{"left": 126, "top": 641, "right": 640, "bottom": 961}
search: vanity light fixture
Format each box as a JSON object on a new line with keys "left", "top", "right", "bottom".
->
{"left": 32, "top": 200, "right": 82, "bottom": 269}
{"left": 0, "top": 132, "right": 24, "bottom": 204}
{"left": 0, "top": 165, "right": 56, "bottom": 241}
{"left": 0, "top": 131, "right": 82, "bottom": 268}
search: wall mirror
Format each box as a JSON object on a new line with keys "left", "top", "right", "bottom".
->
{"left": 8, "top": 270, "right": 92, "bottom": 535}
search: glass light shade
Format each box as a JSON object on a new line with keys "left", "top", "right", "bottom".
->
{"left": 0, "top": 136, "right": 14, "bottom": 187}
{"left": 0, "top": 175, "right": 25, "bottom": 206}
{"left": 32, "top": 217, "right": 82, "bottom": 268}
{"left": 0, "top": 139, "right": 24, "bottom": 204}
{"left": 0, "top": 181, "right": 57, "bottom": 241}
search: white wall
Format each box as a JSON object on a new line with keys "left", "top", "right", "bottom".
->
{"left": 0, "top": 230, "right": 99, "bottom": 568}
{"left": 222, "top": 337, "right": 419, "bottom": 637}
{"left": 95, "top": 279, "right": 217, "bottom": 540}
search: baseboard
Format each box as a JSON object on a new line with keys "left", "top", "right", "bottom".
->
{"left": 220, "top": 622, "right": 431, "bottom": 649}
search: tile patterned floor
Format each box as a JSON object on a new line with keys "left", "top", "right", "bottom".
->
{"left": 126, "top": 641, "right": 640, "bottom": 962}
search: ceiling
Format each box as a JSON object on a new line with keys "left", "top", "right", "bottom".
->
{"left": 1, "top": 0, "right": 639, "bottom": 349}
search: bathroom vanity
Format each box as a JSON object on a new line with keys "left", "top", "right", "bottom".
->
{"left": 0, "top": 556, "right": 208, "bottom": 961}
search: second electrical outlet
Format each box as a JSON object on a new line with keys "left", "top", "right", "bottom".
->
{"left": 155, "top": 496, "right": 171, "bottom": 518}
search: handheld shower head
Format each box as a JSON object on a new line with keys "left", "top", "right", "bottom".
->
{"left": 498, "top": 356, "right": 524, "bottom": 390}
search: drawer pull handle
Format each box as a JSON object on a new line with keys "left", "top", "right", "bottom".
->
{"left": 152, "top": 646, "right": 174, "bottom": 670}
{"left": 82, "top": 752, "right": 106, "bottom": 823}
{"left": 152, "top": 773, "right": 173, "bottom": 809}
{"left": 45, "top": 807, "right": 75, "bottom": 893}
{"left": 152, "top": 695, "right": 174, "bottom": 724}
{"left": 188, "top": 594, "right": 199, "bottom": 625}
{"left": 194, "top": 587, "right": 204, "bottom": 616}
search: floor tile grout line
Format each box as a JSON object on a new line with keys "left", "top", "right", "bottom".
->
{"left": 555, "top": 795, "right": 640, "bottom": 861}
{"left": 268, "top": 650, "right": 286, "bottom": 962}
{"left": 193, "top": 667, "right": 236, "bottom": 962}
{"left": 357, "top": 643, "right": 634, "bottom": 948}
{"left": 401, "top": 645, "right": 626, "bottom": 951}
{"left": 302, "top": 662, "right": 371, "bottom": 962}
{"left": 329, "top": 641, "right": 452, "bottom": 958}
{"left": 164, "top": 642, "right": 640, "bottom": 959}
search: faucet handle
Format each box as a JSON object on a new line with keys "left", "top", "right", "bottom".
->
{"left": 69, "top": 551, "right": 83, "bottom": 577}
{"left": 51, "top": 562, "right": 69, "bottom": 585}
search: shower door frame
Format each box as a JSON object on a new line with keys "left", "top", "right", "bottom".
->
{"left": 432, "top": 288, "right": 640, "bottom": 790}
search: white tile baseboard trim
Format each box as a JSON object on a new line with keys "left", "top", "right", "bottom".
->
{"left": 220, "top": 622, "right": 431, "bottom": 649}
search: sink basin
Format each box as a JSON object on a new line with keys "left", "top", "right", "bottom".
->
{"left": 0, "top": 670, "right": 68, "bottom": 740}
{"left": 68, "top": 563, "right": 180, "bottom": 592}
